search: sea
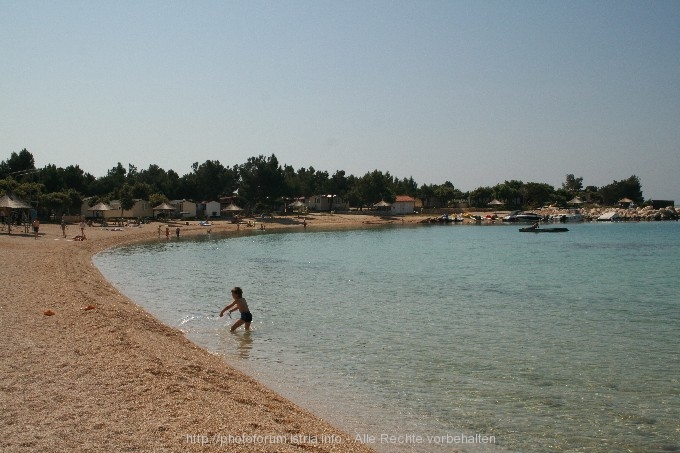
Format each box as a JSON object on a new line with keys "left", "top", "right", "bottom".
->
{"left": 93, "top": 221, "right": 680, "bottom": 453}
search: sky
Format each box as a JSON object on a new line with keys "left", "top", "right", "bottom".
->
{"left": 2, "top": 0, "right": 679, "bottom": 202}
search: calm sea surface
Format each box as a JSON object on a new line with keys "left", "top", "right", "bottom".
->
{"left": 94, "top": 221, "right": 680, "bottom": 452}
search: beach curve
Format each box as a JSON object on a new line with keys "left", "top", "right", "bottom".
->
{"left": 0, "top": 215, "right": 403, "bottom": 452}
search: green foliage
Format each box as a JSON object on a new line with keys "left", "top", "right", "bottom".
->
{"left": 0, "top": 177, "right": 18, "bottom": 195}
{"left": 492, "top": 180, "right": 523, "bottom": 207}
{"left": 1, "top": 148, "right": 650, "bottom": 216}
{"left": 0, "top": 148, "right": 35, "bottom": 178}
{"left": 469, "top": 186, "right": 494, "bottom": 206}
{"left": 119, "top": 184, "right": 136, "bottom": 216}
{"left": 148, "top": 193, "right": 169, "bottom": 208}
{"left": 433, "top": 181, "right": 462, "bottom": 206}
{"left": 40, "top": 189, "right": 82, "bottom": 216}
{"left": 138, "top": 165, "right": 180, "bottom": 199}
{"left": 522, "top": 182, "right": 555, "bottom": 208}
{"left": 238, "top": 155, "right": 286, "bottom": 211}
{"left": 562, "top": 174, "right": 584, "bottom": 193}
{"left": 184, "top": 160, "right": 238, "bottom": 201}
{"left": 131, "top": 182, "right": 153, "bottom": 200}
{"left": 598, "top": 175, "right": 643, "bottom": 205}
{"left": 351, "top": 170, "right": 395, "bottom": 207}
{"left": 13, "top": 182, "right": 44, "bottom": 205}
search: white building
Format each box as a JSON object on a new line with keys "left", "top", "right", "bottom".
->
{"left": 391, "top": 195, "right": 417, "bottom": 215}
{"left": 306, "top": 195, "right": 348, "bottom": 212}
{"left": 170, "top": 199, "right": 197, "bottom": 218}
{"left": 199, "top": 201, "right": 222, "bottom": 218}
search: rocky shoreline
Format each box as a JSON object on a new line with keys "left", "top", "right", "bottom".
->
{"left": 537, "top": 205, "right": 679, "bottom": 222}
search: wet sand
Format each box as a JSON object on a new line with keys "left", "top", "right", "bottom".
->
{"left": 0, "top": 214, "right": 410, "bottom": 452}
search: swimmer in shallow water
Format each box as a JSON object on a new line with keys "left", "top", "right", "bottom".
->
{"left": 220, "top": 286, "right": 252, "bottom": 332}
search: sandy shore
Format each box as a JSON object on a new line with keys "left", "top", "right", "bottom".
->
{"left": 0, "top": 213, "right": 419, "bottom": 452}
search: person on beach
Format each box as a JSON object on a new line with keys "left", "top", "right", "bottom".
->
{"left": 79, "top": 218, "right": 86, "bottom": 236}
{"left": 32, "top": 218, "right": 40, "bottom": 239}
{"left": 61, "top": 219, "right": 67, "bottom": 238}
{"left": 219, "top": 287, "right": 252, "bottom": 332}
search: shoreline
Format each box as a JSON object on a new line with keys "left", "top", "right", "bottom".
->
{"left": 4, "top": 211, "right": 673, "bottom": 451}
{"left": 1, "top": 214, "right": 408, "bottom": 452}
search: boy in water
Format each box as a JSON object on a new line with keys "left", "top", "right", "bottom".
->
{"left": 219, "top": 286, "right": 252, "bottom": 331}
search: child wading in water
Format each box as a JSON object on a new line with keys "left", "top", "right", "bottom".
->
{"left": 220, "top": 286, "right": 252, "bottom": 331}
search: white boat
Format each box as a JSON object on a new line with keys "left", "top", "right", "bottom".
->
{"left": 552, "top": 209, "right": 584, "bottom": 223}
{"left": 502, "top": 211, "right": 543, "bottom": 223}
{"left": 597, "top": 211, "right": 621, "bottom": 222}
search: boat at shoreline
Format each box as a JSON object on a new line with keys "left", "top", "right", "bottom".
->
{"left": 519, "top": 227, "right": 569, "bottom": 233}
{"left": 551, "top": 209, "right": 584, "bottom": 223}
{"left": 503, "top": 211, "right": 543, "bottom": 223}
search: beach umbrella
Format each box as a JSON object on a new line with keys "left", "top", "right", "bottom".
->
{"left": 221, "top": 203, "right": 243, "bottom": 217}
{"left": 88, "top": 202, "right": 113, "bottom": 218}
{"left": 88, "top": 202, "right": 113, "bottom": 223}
{"left": 488, "top": 199, "right": 505, "bottom": 216}
{"left": 152, "top": 202, "right": 176, "bottom": 218}
{"left": 618, "top": 198, "right": 634, "bottom": 208}
{"left": 289, "top": 200, "right": 306, "bottom": 213}
{"left": 567, "top": 196, "right": 584, "bottom": 205}
{"left": 0, "top": 193, "right": 32, "bottom": 234}
{"left": 0, "top": 193, "right": 31, "bottom": 210}
{"left": 153, "top": 202, "right": 176, "bottom": 210}
{"left": 222, "top": 203, "right": 243, "bottom": 212}
{"left": 373, "top": 200, "right": 391, "bottom": 212}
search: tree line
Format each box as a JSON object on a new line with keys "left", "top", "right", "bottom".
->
{"left": 1, "top": 148, "right": 644, "bottom": 219}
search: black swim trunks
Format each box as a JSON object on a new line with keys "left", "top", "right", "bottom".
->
{"left": 240, "top": 311, "right": 253, "bottom": 322}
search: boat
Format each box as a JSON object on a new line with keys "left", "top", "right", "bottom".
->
{"left": 420, "top": 213, "right": 463, "bottom": 224}
{"left": 519, "top": 227, "right": 569, "bottom": 233}
{"left": 502, "top": 211, "right": 543, "bottom": 223}
{"left": 551, "top": 209, "right": 584, "bottom": 223}
{"left": 597, "top": 211, "right": 621, "bottom": 222}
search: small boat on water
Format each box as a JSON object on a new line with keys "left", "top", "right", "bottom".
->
{"left": 519, "top": 227, "right": 569, "bottom": 233}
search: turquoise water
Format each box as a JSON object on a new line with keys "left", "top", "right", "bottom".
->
{"left": 94, "top": 222, "right": 680, "bottom": 452}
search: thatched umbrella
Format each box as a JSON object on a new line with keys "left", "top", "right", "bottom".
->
{"left": 488, "top": 198, "right": 504, "bottom": 216}
{"left": 288, "top": 200, "right": 306, "bottom": 215}
{"left": 373, "top": 200, "right": 392, "bottom": 212}
{"left": 153, "top": 202, "right": 176, "bottom": 219}
{"left": 0, "top": 193, "right": 31, "bottom": 234}
{"left": 618, "top": 198, "right": 634, "bottom": 208}
{"left": 88, "top": 202, "right": 113, "bottom": 220}
{"left": 567, "top": 196, "right": 584, "bottom": 205}
{"left": 0, "top": 193, "right": 31, "bottom": 210}
{"left": 221, "top": 203, "right": 243, "bottom": 218}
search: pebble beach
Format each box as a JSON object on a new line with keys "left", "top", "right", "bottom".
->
{"left": 0, "top": 215, "right": 400, "bottom": 453}
{"left": 2, "top": 207, "right": 677, "bottom": 452}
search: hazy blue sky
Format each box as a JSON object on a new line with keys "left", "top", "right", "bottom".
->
{"left": 2, "top": 0, "right": 679, "bottom": 201}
